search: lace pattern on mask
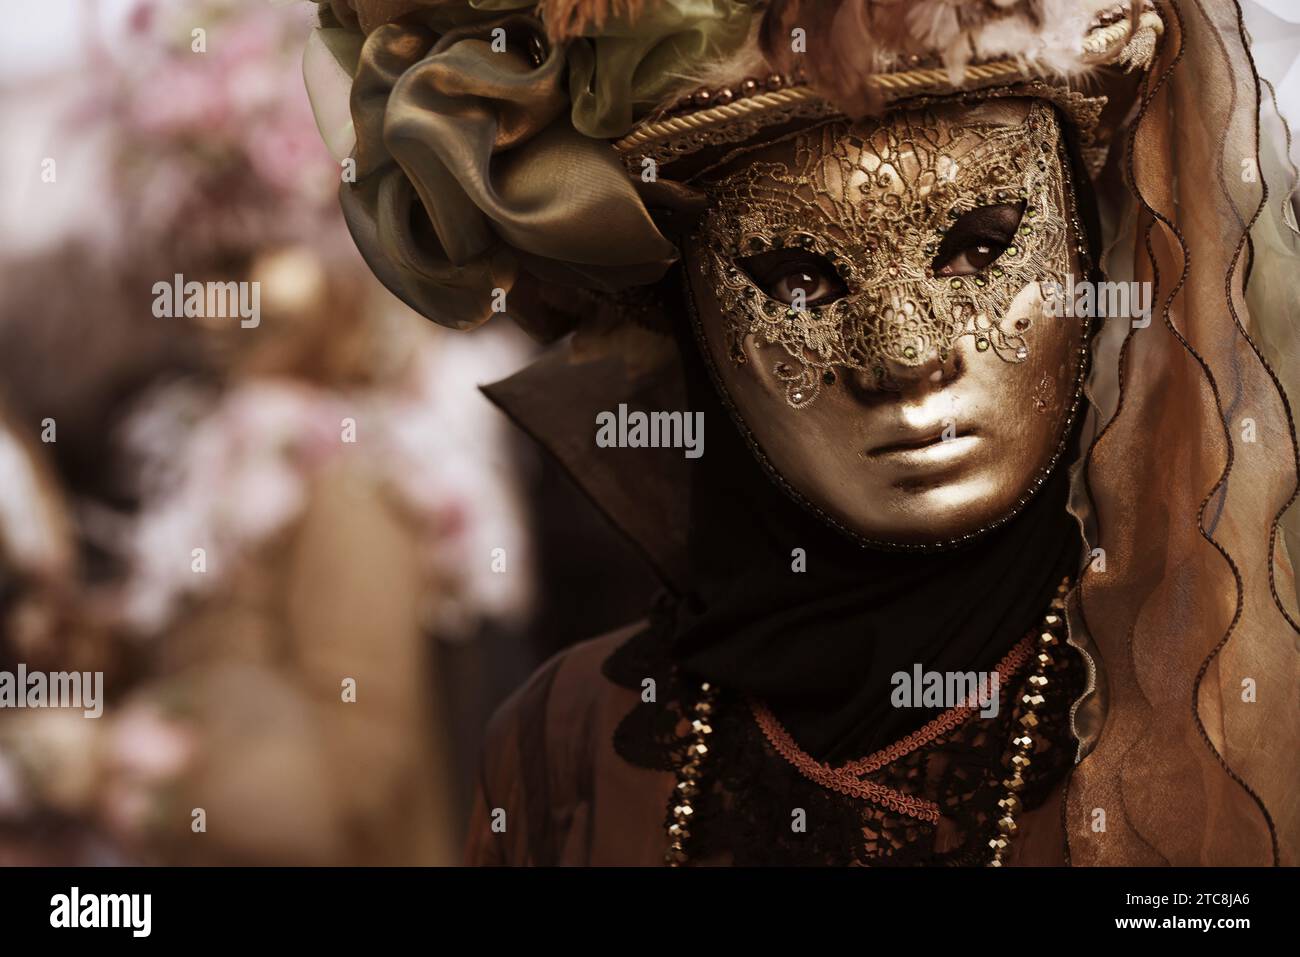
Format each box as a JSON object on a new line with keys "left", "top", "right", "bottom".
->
{"left": 696, "top": 101, "right": 1072, "bottom": 407}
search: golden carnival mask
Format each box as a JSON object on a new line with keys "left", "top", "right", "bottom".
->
{"left": 696, "top": 101, "right": 1075, "bottom": 407}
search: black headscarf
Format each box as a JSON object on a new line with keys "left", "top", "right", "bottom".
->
{"left": 663, "top": 315, "right": 1081, "bottom": 764}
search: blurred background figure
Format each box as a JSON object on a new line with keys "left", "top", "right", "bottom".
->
{"left": 0, "top": 0, "right": 654, "bottom": 865}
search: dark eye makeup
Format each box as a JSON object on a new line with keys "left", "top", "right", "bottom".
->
{"left": 931, "top": 202, "right": 1025, "bottom": 277}
{"left": 734, "top": 201, "right": 1026, "bottom": 306}
{"left": 738, "top": 248, "right": 847, "bottom": 307}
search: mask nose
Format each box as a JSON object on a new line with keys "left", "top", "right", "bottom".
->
{"left": 846, "top": 341, "right": 961, "bottom": 397}
{"left": 842, "top": 290, "right": 962, "bottom": 390}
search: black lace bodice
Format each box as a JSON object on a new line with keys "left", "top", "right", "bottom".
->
{"left": 604, "top": 605, "right": 1083, "bottom": 866}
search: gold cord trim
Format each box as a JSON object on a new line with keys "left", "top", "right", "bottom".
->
{"left": 1082, "top": 9, "right": 1166, "bottom": 58}
{"left": 615, "top": 9, "right": 1164, "bottom": 162}
{"left": 613, "top": 60, "right": 1025, "bottom": 157}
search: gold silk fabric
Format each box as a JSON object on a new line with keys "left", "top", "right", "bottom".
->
{"left": 328, "top": 6, "right": 677, "bottom": 330}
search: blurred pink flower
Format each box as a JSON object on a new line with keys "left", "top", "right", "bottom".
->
{"left": 128, "top": 60, "right": 233, "bottom": 138}
{"left": 248, "top": 110, "right": 336, "bottom": 198}
{"left": 118, "top": 327, "right": 536, "bottom": 638}
{"left": 97, "top": 0, "right": 337, "bottom": 249}
{"left": 108, "top": 705, "right": 194, "bottom": 782}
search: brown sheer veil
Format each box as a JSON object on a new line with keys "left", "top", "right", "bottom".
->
{"left": 1064, "top": 0, "right": 1300, "bottom": 866}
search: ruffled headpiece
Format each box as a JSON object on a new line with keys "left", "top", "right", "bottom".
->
{"left": 304, "top": 0, "right": 1161, "bottom": 334}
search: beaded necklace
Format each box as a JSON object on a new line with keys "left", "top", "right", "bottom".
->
{"left": 665, "top": 578, "right": 1070, "bottom": 866}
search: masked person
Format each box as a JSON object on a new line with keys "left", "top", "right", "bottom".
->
{"left": 305, "top": 0, "right": 1300, "bottom": 866}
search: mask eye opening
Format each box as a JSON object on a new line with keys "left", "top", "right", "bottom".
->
{"left": 736, "top": 246, "right": 848, "bottom": 308}
{"left": 930, "top": 201, "right": 1026, "bottom": 278}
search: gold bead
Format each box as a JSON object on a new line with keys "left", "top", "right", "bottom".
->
{"left": 1018, "top": 712, "right": 1041, "bottom": 730}
{"left": 691, "top": 719, "right": 713, "bottom": 735}
{"left": 668, "top": 823, "right": 690, "bottom": 841}
{"left": 1013, "top": 733, "right": 1034, "bottom": 751}
{"left": 687, "top": 742, "right": 709, "bottom": 759}
{"left": 1039, "top": 631, "right": 1059, "bottom": 647}
{"left": 1027, "top": 674, "right": 1049, "bottom": 690}
{"left": 1021, "top": 693, "right": 1046, "bottom": 710}
{"left": 1043, "top": 613, "right": 1062, "bottom": 628}
{"left": 988, "top": 836, "right": 1010, "bottom": 852}
{"left": 989, "top": 856, "right": 1004, "bottom": 867}
{"left": 675, "top": 779, "right": 699, "bottom": 799}
{"left": 1036, "top": 652, "right": 1053, "bottom": 668}
{"left": 1011, "top": 753, "right": 1032, "bottom": 772}
{"left": 1003, "top": 773, "right": 1025, "bottom": 792}
{"left": 673, "top": 804, "right": 694, "bottom": 821}
{"left": 998, "top": 815, "right": 1019, "bottom": 836}
{"left": 666, "top": 843, "right": 687, "bottom": 864}
{"left": 998, "top": 795, "right": 1022, "bottom": 815}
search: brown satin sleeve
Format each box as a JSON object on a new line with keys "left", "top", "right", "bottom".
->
{"left": 462, "top": 623, "right": 673, "bottom": 866}
{"left": 462, "top": 651, "right": 566, "bottom": 866}
{"left": 463, "top": 780, "right": 505, "bottom": 865}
